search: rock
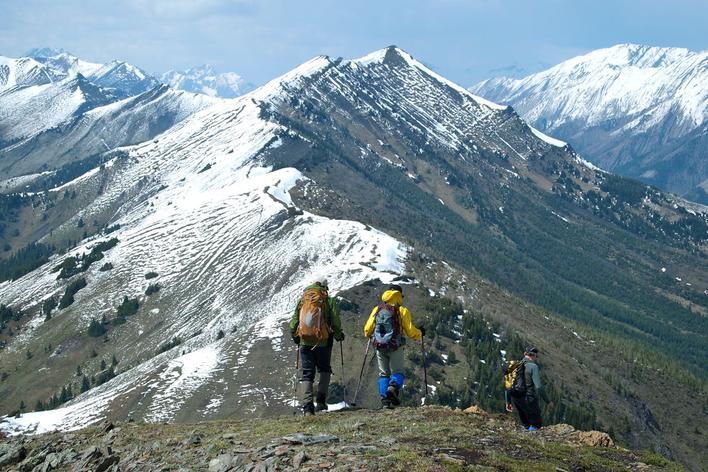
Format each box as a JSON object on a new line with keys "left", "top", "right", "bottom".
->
{"left": 292, "top": 450, "right": 308, "bottom": 468}
{"left": 543, "top": 423, "right": 576, "bottom": 435}
{"left": 574, "top": 431, "right": 614, "bottom": 448}
{"left": 222, "top": 433, "right": 238, "bottom": 440}
{"left": 463, "top": 405, "right": 484, "bottom": 414}
{"left": 183, "top": 434, "right": 202, "bottom": 446}
{"left": 439, "top": 452, "right": 465, "bottom": 465}
{"left": 0, "top": 442, "right": 27, "bottom": 467}
{"left": 282, "top": 433, "right": 339, "bottom": 445}
{"left": 100, "top": 421, "right": 115, "bottom": 434}
{"left": 94, "top": 454, "right": 119, "bottom": 472}
{"left": 209, "top": 453, "right": 235, "bottom": 472}
{"left": 274, "top": 446, "right": 290, "bottom": 456}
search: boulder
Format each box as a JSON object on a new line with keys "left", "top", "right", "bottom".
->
{"left": 574, "top": 431, "right": 614, "bottom": 448}
{"left": 463, "top": 405, "right": 484, "bottom": 415}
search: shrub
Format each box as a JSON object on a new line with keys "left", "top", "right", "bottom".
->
{"left": 145, "top": 283, "right": 160, "bottom": 296}
{"left": 116, "top": 296, "right": 139, "bottom": 318}
{"left": 58, "top": 277, "right": 87, "bottom": 309}
{"left": 87, "top": 318, "right": 106, "bottom": 337}
{"left": 156, "top": 337, "right": 182, "bottom": 355}
{"left": 144, "top": 271, "right": 159, "bottom": 280}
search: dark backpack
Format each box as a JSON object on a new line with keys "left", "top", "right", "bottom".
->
{"left": 503, "top": 360, "right": 526, "bottom": 398}
{"left": 372, "top": 303, "right": 401, "bottom": 350}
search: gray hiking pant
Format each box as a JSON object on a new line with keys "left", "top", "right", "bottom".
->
{"left": 376, "top": 347, "right": 405, "bottom": 378}
{"left": 299, "top": 345, "right": 332, "bottom": 406}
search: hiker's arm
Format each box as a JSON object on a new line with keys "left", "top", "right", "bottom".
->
{"left": 530, "top": 364, "right": 550, "bottom": 403}
{"left": 289, "top": 300, "right": 302, "bottom": 335}
{"left": 400, "top": 307, "right": 422, "bottom": 341}
{"left": 329, "top": 297, "right": 342, "bottom": 338}
{"left": 363, "top": 306, "right": 378, "bottom": 337}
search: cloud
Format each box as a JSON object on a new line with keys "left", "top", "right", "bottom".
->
{"left": 126, "top": 0, "right": 256, "bottom": 19}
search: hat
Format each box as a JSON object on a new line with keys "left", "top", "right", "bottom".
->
{"left": 318, "top": 278, "right": 329, "bottom": 288}
{"left": 388, "top": 284, "right": 403, "bottom": 293}
{"left": 525, "top": 347, "right": 539, "bottom": 355}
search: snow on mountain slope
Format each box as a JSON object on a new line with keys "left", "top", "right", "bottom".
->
{"left": 0, "top": 85, "right": 218, "bottom": 177}
{"left": 471, "top": 44, "right": 708, "bottom": 201}
{"left": 0, "top": 71, "right": 407, "bottom": 433}
{"left": 26, "top": 48, "right": 103, "bottom": 80}
{"left": 88, "top": 60, "right": 160, "bottom": 98}
{"left": 161, "top": 65, "right": 254, "bottom": 98}
{"left": 0, "top": 74, "right": 112, "bottom": 142}
{"left": 0, "top": 56, "right": 54, "bottom": 92}
{"left": 472, "top": 44, "right": 706, "bottom": 132}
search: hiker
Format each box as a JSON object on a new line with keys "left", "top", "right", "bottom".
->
{"left": 290, "top": 279, "right": 344, "bottom": 416}
{"left": 364, "top": 284, "right": 425, "bottom": 408}
{"left": 504, "top": 347, "right": 553, "bottom": 431}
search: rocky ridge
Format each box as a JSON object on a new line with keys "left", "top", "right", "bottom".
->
{"left": 0, "top": 406, "right": 680, "bottom": 471}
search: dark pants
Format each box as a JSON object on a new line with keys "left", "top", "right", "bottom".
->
{"left": 512, "top": 394, "right": 542, "bottom": 428}
{"left": 299, "top": 345, "right": 332, "bottom": 406}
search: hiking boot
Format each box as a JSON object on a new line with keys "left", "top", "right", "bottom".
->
{"left": 303, "top": 402, "right": 315, "bottom": 416}
{"left": 386, "top": 385, "right": 400, "bottom": 406}
{"left": 315, "top": 402, "right": 328, "bottom": 412}
{"left": 381, "top": 397, "right": 393, "bottom": 409}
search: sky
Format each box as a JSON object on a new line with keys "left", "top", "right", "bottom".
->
{"left": 1, "top": 0, "right": 706, "bottom": 87}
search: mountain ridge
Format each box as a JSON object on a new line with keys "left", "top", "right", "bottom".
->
{"left": 470, "top": 43, "right": 708, "bottom": 202}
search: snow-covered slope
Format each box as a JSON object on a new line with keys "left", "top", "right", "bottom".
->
{"left": 0, "top": 56, "right": 55, "bottom": 92}
{"left": 471, "top": 44, "right": 708, "bottom": 201}
{"left": 0, "top": 63, "right": 408, "bottom": 434}
{"left": 0, "top": 74, "right": 112, "bottom": 142}
{"left": 0, "top": 49, "right": 216, "bottom": 178}
{"left": 0, "top": 85, "right": 218, "bottom": 177}
{"left": 161, "top": 65, "right": 254, "bottom": 98}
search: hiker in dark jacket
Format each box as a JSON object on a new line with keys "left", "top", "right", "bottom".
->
{"left": 505, "top": 347, "right": 553, "bottom": 430}
{"left": 290, "top": 279, "right": 344, "bottom": 415}
{"left": 363, "top": 284, "right": 424, "bottom": 408}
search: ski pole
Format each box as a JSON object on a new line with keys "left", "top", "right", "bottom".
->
{"left": 293, "top": 344, "right": 300, "bottom": 408}
{"left": 421, "top": 335, "right": 429, "bottom": 398}
{"left": 339, "top": 341, "right": 347, "bottom": 404}
{"left": 352, "top": 338, "right": 371, "bottom": 406}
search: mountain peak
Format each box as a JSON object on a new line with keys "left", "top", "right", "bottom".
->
{"left": 26, "top": 47, "right": 70, "bottom": 59}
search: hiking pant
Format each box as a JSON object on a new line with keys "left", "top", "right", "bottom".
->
{"left": 376, "top": 347, "right": 405, "bottom": 397}
{"left": 512, "top": 394, "right": 542, "bottom": 428}
{"left": 299, "top": 345, "right": 332, "bottom": 406}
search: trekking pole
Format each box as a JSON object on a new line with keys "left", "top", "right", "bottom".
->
{"left": 339, "top": 341, "right": 348, "bottom": 405}
{"left": 352, "top": 338, "right": 371, "bottom": 406}
{"left": 293, "top": 344, "right": 300, "bottom": 408}
{"left": 421, "top": 335, "right": 429, "bottom": 399}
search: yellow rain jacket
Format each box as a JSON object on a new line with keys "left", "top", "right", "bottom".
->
{"left": 364, "top": 289, "right": 422, "bottom": 341}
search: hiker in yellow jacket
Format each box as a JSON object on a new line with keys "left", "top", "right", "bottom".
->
{"left": 364, "top": 284, "right": 425, "bottom": 408}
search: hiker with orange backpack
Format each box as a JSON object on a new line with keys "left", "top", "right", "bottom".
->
{"left": 364, "top": 284, "right": 425, "bottom": 408}
{"left": 290, "top": 279, "right": 344, "bottom": 416}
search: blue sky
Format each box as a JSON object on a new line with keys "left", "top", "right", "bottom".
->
{"left": 1, "top": 0, "right": 706, "bottom": 86}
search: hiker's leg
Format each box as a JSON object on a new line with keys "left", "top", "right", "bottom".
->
{"left": 512, "top": 397, "right": 529, "bottom": 428}
{"left": 526, "top": 396, "right": 542, "bottom": 428}
{"left": 376, "top": 349, "right": 391, "bottom": 398}
{"left": 299, "top": 348, "right": 316, "bottom": 412}
{"left": 389, "top": 347, "right": 405, "bottom": 389}
{"left": 315, "top": 346, "right": 333, "bottom": 408}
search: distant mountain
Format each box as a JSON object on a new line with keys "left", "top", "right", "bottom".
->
{"left": 161, "top": 65, "right": 254, "bottom": 98}
{"left": 0, "top": 50, "right": 218, "bottom": 178}
{"left": 25, "top": 48, "right": 159, "bottom": 99}
{"left": 0, "top": 46, "right": 705, "bottom": 469}
{"left": 470, "top": 44, "right": 708, "bottom": 203}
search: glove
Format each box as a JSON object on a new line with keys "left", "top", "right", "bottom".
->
{"left": 419, "top": 327, "right": 426, "bottom": 338}
{"left": 291, "top": 335, "right": 300, "bottom": 345}
{"left": 334, "top": 332, "right": 345, "bottom": 342}
{"left": 505, "top": 403, "right": 513, "bottom": 413}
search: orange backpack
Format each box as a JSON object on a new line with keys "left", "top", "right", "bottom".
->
{"left": 296, "top": 287, "right": 330, "bottom": 345}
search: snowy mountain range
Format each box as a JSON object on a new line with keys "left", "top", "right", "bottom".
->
{"left": 0, "top": 49, "right": 217, "bottom": 178}
{"left": 0, "top": 46, "right": 705, "bottom": 468}
{"left": 161, "top": 65, "right": 254, "bottom": 98}
{"left": 471, "top": 44, "right": 708, "bottom": 203}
